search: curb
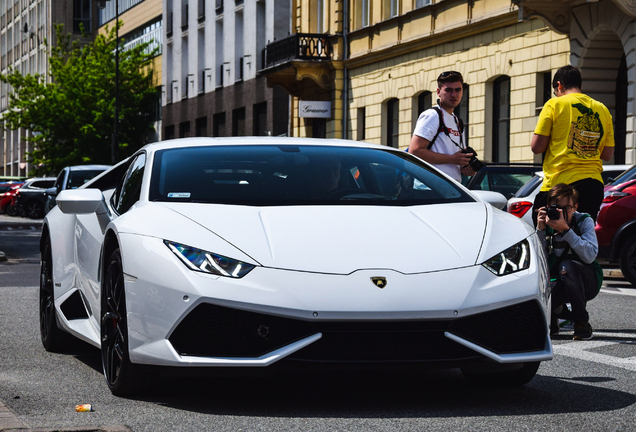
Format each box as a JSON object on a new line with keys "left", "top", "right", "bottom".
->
{"left": 1, "top": 399, "right": 132, "bottom": 432}
{"left": 0, "top": 399, "right": 28, "bottom": 431}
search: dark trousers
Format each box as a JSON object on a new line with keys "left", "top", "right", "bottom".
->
{"left": 532, "top": 177, "right": 604, "bottom": 227}
{"left": 551, "top": 260, "right": 599, "bottom": 323}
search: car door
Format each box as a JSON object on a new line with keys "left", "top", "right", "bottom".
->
{"left": 74, "top": 154, "right": 145, "bottom": 333}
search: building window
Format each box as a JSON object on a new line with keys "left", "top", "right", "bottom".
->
{"left": 412, "top": 91, "right": 432, "bottom": 134}
{"left": 493, "top": 76, "right": 510, "bottom": 163}
{"left": 235, "top": 10, "right": 244, "bottom": 82}
{"left": 354, "top": 0, "right": 370, "bottom": 30}
{"left": 179, "top": 121, "right": 191, "bottom": 138}
{"left": 182, "top": 1, "right": 189, "bottom": 30}
{"left": 536, "top": 71, "right": 551, "bottom": 115}
{"left": 383, "top": 0, "right": 399, "bottom": 20}
{"left": 164, "top": 125, "right": 175, "bottom": 140}
{"left": 418, "top": 91, "right": 432, "bottom": 115}
{"left": 232, "top": 107, "right": 246, "bottom": 136}
{"left": 216, "top": 20, "right": 224, "bottom": 87}
{"left": 357, "top": 107, "right": 366, "bottom": 141}
{"left": 253, "top": 102, "right": 268, "bottom": 136}
{"left": 195, "top": 117, "right": 208, "bottom": 137}
{"left": 415, "top": 0, "right": 431, "bottom": 8}
{"left": 454, "top": 84, "right": 469, "bottom": 148}
{"left": 387, "top": 98, "right": 399, "bottom": 148}
{"left": 73, "top": 0, "right": 91, "bottom": 34}
{"left": 213, "top": 112, "right": 226, "bottom": 137}
{"left": 310, "top": 0, "right": 325, "bottom": 33}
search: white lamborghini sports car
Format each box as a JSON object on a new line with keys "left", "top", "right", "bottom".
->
{"left": 40, "top": 137, "right": 552, "bottom": 396}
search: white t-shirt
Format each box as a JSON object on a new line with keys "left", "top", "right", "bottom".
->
{"left": 413, "top": 107, "right": 464, "bottom": 181}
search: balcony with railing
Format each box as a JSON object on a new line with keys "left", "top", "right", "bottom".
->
{"left": 260, "top": 33, "right": 338, "bottom": 99}
{"left": 123, "top": 25, "right": 162, "bottom": 56}
{"left": 264, "top": 33, "right": 333, "bottom": 68}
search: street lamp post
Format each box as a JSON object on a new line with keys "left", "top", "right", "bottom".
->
{"left": 96, "top": 0, "right": 119, "bottom": 164}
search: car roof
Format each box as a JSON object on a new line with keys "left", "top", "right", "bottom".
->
{"left": 140, "top": 137, "right": 389, "bottom": 153}
{"left": 67, "top": 164, "right": 112, "bottom": 171}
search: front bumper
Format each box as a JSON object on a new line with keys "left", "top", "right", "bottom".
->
{"left": 117, "top": 234, "right": 551, "bottom": 368}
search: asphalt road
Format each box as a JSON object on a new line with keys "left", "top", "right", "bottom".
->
{"left": 1, "top": 218, "right": 636, "bottom": 431}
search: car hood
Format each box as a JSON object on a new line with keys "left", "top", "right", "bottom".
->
{"left": 127, "top": 202, "right": 499, "bottom": 275}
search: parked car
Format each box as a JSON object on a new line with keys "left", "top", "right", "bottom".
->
{"left": 42, "top": 137, "right": 551, "bottom": 396}
{"left": 44, "top": 165, "right": 111, "bottom": 214}
{"left": 462, "top": 163, "right": 543, "bottom": 199}
{"left": 507, "top": 164, "right": 632, "bottom": 226}
{"left": 604, "top": 164, "right": 636, "bottom": 190}
{"left": 0, "top": 182, "right": 24, "bottom": 215}
{"left": 596, "top": 179, "right": 636, "bottom": 286}
{"left": 13, "top": 177, "right": 56, "bottom": 219}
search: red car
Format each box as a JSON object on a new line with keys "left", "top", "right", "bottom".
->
{"left": 0, "top": 183, "right": 23, "bottom": 215}
{"left": 595, "top": 178, "right": 636, "bottom": 286}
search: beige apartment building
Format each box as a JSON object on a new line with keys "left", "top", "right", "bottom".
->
{"left": 264, "top": 0, "right": 636, "bottom": 165}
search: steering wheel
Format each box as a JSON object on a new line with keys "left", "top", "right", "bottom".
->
{"left": 326, "top": 188, "right": 368, "bottom": 200}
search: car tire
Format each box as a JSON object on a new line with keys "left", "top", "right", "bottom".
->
{"left": 40, "top": 237, "right": 74, "bottom": 352}
{"left": 619, "top": 236, "right": 636, "bottom": 287}
{"left": 461, "top": 361, "right": 540, "bottom": 387}
{"left": 25, "top": 200, "right": 44, "bottom": 219}
{"left": 6, "top": 203, "right": 17, "bottom": 216}
{"left": 101, "top": 248, "right": 147, "bottom": 396}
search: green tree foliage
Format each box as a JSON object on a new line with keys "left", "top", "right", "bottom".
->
{"left": 0, "top": 23, "right": 159, "bottom": 175}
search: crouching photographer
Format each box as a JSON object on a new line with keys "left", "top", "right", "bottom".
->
{"left": 537, "top": 183, "right": 603, "bottom": 340}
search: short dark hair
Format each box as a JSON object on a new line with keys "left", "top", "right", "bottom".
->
{"left": 553, "top": 65, "right": 582, "bottom": 91}
{"left": 547, "top": 183, "right": 579, "bottom": 206}
{"left": 437, "top": 71, "right": 463, "bottom": 88}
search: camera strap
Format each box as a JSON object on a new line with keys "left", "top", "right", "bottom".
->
{"left": 426, "top": 105, "right": 464, "bottom": 150}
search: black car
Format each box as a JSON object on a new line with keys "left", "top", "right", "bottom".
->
{"left": 462, "top": 163, "right": 543, "bottom": 199}
{"left": 13, "top": 177, "right": 56, "bottom": 219}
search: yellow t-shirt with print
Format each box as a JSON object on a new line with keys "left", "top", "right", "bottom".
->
{"left": 534, "top": 93, "right": 615, "bottom": 192}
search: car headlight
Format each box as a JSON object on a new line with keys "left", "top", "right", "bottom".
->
{"left": 482, "top": 239, "right": 530, "bottom": 276}
{"left": 165, "top": 241, "right": 255, "bottom": 278}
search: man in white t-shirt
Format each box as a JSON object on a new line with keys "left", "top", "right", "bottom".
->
{"left": 408, "top": 71, "right": 474, "bottom": 181}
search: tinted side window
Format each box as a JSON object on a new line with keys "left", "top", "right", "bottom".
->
{"left": 54, "top": 170, "right": 66, "bottom": 193}
{"left": 113, "top": 153, "right": 146, "bottom": 214}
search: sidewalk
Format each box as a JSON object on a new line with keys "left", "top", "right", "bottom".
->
{"left": 0, "top": 214, "right": 43, "bottom": 262}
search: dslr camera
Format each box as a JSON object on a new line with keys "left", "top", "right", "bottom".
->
{"left": 461, "top": 146, "right": 483, "bottom": 171}
{"left": 546, "top": 204, "right": 561, "bottom": 220}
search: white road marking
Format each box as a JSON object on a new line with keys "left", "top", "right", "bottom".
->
{"left": 600, "top": 287, "right": 636, "bottom": 297}
{"left": 553, "top": 332, "right": 636, "bottom": 372}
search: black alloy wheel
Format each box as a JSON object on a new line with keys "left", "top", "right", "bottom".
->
{"left": 619, "top": 236, "right": 636, "bottom": 287}
{"left": 40, "top": 237, "right": 72, "bottom": 351}
{"left": 25, "top": 200, "right": 44, "bottom": 219}
{"left": 101, "top": 248, "right": 145, "bottom": 396}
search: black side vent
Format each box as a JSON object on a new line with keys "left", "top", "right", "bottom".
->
{"left": 60, "top": 290, "right": 89, "bottom": 320}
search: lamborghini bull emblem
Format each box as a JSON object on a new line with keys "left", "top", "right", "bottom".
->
{"left": 371, "top": 277, "right": 387, "bottom": 288}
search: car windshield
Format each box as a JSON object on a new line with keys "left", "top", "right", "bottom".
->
{"left": 513, "top": 175, "right": 543, "bottom": 198}
{"left": 149, "top": 145, "right": 474, "bottom": 206}
{"left": 605, "top": 165, "right": 636, "bottom": 186}
{"left": 67, "top": 170, "right": 107, "bottom": 189}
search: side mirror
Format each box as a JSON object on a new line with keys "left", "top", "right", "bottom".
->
{"left": 56, "top": 188, "right": 105, "bottom": 214}
{"left": 471, "top": 190, "right": 508, "bottom": 210}
{"left": 45, "top": 186, "right": 57, "bottom": 197}
{"left": 56, "top": 188, "right": 112, "bottom": 233}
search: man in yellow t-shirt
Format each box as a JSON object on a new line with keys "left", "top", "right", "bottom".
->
{"left": 531, "top": 65, "right": 614, "bottom": 226}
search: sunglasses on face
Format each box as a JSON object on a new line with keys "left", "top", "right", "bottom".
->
{"left": 438, "top": 71, "right": 462, "bottom": 80}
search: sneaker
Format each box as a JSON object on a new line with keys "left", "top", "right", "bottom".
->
{"left": 573, "top": 322, "right": 593, "bottom": 341}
